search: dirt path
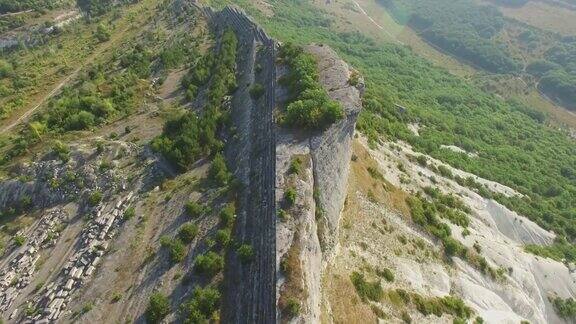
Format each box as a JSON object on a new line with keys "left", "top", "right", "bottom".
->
{"left": 0, "top": 10, "right": 33, "bottom": 18}
{"left": 351, "top": 0, "right": 404, "bottom": 45}
{"left": 0, "top": 68, "right": 80, "bottom": 135}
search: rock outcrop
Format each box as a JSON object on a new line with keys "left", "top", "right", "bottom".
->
{"left": 275, "top": 44, "right": 364, "bottom": 322}
{"left": 207, "top": 6, "right": 278, "bottom": 323}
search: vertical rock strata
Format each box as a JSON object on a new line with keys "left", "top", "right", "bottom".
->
{"left": 208, "top": 6, "right": 277, "bottom": 323}
{"left": 206, "top": 7, "right": 362, "bottom": 322}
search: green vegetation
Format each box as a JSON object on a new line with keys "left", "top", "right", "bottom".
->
{"left": 95, "top": 24, "right": 111, "bottom": 43}
{"left": 0, "top": 0, "right": 69, "bottom": 14}
{"left": 412, "top": 294, "right": 471, "bottom": 319}
{"left": 284, "top": 298, "right": 301, "bottom": 318}
{"left": 249, "top": 83, "right": 265, "bottom": 99}
{"left": 160, "top": 236, "right": 186, "bottom": 263}
{"left": 88, "top": 191, "right": 103, "bottom": 206}
{"left": 288, "top": 156, "right": 302, "bottom": 175}
{"left": 14, "top": 235, "right": 25, "bottom": 246}
{"left": 123, "top": 207, "right": 135, "bottom": 220}
{"left": 178, "top": 223, "right": 199, "bottom": 244}
{"left": 406, "top": 195, "right": 501, "bottom": 279}
{"left": 350, "top": 271, "right": 384, "bottom": 302}
{"left": 194, "top": 251, "right": 224, "bottom": 276}
{"left": 152, "top": 29, "right": 238, "bottom": 171}
{"left": 219, "top": 202, "right": 236, "bottom": 227}
{"left": 146, "top": 292, "right": 170, "bottom": 324}
{"left": 380, "top": 0, "right": 518, "bottom": 73}
{"left": 209, "top": 153, "right": 232, "bottom": 187}
{"left": 376, "top": 268, "right": 395, "bottom": 282}
{"left": 422, "top": 186, "right": 470, "bottom": 227}
{"left": 237, "top": 244, "right": 254, "bottom": 263}
{"left": 551, "top": 296, "right": 576, "bottom": 320}
{"left": 181, "top": 286, "right": 221, "bottom": 323}
{"left": 185, "top": 201, "right": 206, "bottom": 218}
{"left": 278, "top": 42, "right": 344, "bottom": 129}
{"left": 284, "top": 187, "right": 297, "bottom": 206}
{"left": 525, "top": 237, "right": 576, "bottom": 263}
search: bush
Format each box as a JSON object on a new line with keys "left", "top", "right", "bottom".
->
{"left": 215, "top": 229, "right": 231, "bottom": 246}
{"left": 88, "top": 191, "right": 103, "bottom": 206}
{"left": 14, "top": 235, "right": 25, "bottom": 246}
{"left": 284, "top": 297, "right": 301, "bottom": 318}
{"left": 376, "top": 268, "right": 394, "bottom": 282}
{"left": 160, "top": 237, "right": 186, "bottom": 263}
{"left": 123, "top": 207, "right": 135, "bottom": 220}
{"left": 249, "top": 83, "right": 265, "bottom": 99}
{"left": 288, "top": 157, "right": 302, "bottom": 175}
{"left": 284, "top": 187, "right": 297, "bottom": 206}
{"left": 237, "top": 244, "right": 254, "bottom": 263}
{"left": 194, "top": 252, "right": 223, "bottom": 276}
{"left": 0, "top": 59, "right": 13, "bottom": 79}
{"left": 178, "top": 223, "right": 199, "bottom": 244}
{"left": 52, "top": 140, "right": 70, "bottom": 162}
{"left": 552, "top": 296, "right": 576, "bottom": 319}
{"left": 185, "top": 201, "right": 205, "bottom": 218}
{"left": 181, "top": 287, "right": 221, "bottom": 323}
{"left": 146, "top": 292, "right": 170, "bottom": 324}
{"left": 219, "top": 203, "right": 236, "bottom": 227}
{"left": 95, "top": 24, "right": 111, "bottom": 43}
{"left": 209, "top": 153, "right": 232, "bottom": 187}
{"left": 350, "top": 271, "right": 383, "bottom": 302}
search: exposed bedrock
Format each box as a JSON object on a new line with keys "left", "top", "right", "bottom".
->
{"left": 208, "top": 6, "right": 277, "bottom": 324}
{"left": 306, "top": 44, "right": 364, "bottom": 263}
{"left": 275, "top": 45, "right": 364, "bottom": 323}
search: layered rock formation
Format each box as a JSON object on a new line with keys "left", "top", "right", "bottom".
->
{"left": 206, "top": 6, "right": 278, "bottom": 323}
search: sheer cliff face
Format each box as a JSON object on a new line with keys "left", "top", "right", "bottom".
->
{"left": 276, "top": 44, "right": 364, "bottom": 323}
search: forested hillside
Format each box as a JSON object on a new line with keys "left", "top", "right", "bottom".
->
{"left": 378, "top": 0, "right": 576, "bottom": 110}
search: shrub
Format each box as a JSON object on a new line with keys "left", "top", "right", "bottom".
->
{"left": 209, "top": 153, "right": 232, "bottom": 187}
{"left": 279, "top": 42, "right": 344, "bottom": 129}
{"left": 237, "top": 244, "right": 254, "bottom": 263}
{"left": 178, "top": 223, "right": 199, "bottom": 244}
{"left": 194, "top": 252, "right": 223, "bottom": 276}
{"left": 551, "top": 296, "right": 576, "bottom": 319}
{"left": 249, "top": 83, "right": 265, "bottom": 99}
{"left": 185, "top": 201, "right": 205, "bottom": 218}
{"left": 284, "top": 187, "right": 297, "bottom": 206}
{"left": 376, "top": 268, "right": 394, "bottom": 282}
{"left": 14, "top": 235, "right": 25, "bottom": 246}
{"left": 95, "top": 23, "right": 111, "bottom": 43}
{"left": 88, "top": 191, "right": 103, "bottom": 206}
{"left": 123, "top": 207, "right": 135, "bottom": 220}
{"left": 181, "top": 287, "right": 221, "bottom": 323}
{"left": 401, "top": 311, "right": 412, "bottom": 323}
{"left": 160, "top": 237, "right": 186, "bottom": 263}
{"left": 0, "top": 59, "right": 13, "bottom": 79}
{"left": 215, "top": 229, "right": 231, "bottom": 246}
{"left": 350, "top": 272, "right": 383, "bottom": 302}
{"left": 288, "top": 157, "right": 302, "bottom": 175}
{"left": 146, "top": 292, "right": 170, "bottom": 324}
{"left": 52, "top": 140, "right": 70, "bottom": 162}
{"left": 219, "top": 203, "right": 236, "bottom": 227}
{"left": 284, "top": 297, "right": 301, "bottom": 318}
